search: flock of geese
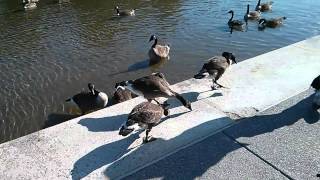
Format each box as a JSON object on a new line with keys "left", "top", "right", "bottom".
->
{"left": 227, "top": 0, "right": 286, "bottom": 32}
{"left": 63, "top": 1, "right": 318, "bottom": 144}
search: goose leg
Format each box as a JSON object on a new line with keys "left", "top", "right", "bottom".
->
{"left": 143, "top": 128, "right": 157, "bottom": 144}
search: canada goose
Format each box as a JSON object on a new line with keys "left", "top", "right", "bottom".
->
{"left": 227, "top": 10, "right": 245, "bottom": 30}
{"left": 66, "top": 83, "right": 108, "bottom": 114}
{"left": 114, "top": 6, "right": 135, "bottom": 16}
{"left": 311, "top": 75, "right": 320, "bottom": 109}
{"left": 244, "top": 4, "right": 260, "bottom": 21}
{"left": 259, "top": 17, "right": 286, "bottom": 28}
{"left": 194, "top": 52, "right": 237, "bottom": 90}
{"left": 117, "top": 72, "right": 192, "bottom": 110}
{"left": 24, "top": 1, "right": 37, "bottom": 10}
{"left": 255, "top": 0, "right": 273, "bottom": 12}
{"left": 148, "top": 35, "right": 170, "bottom": 63}
{"left": 112, "top": 83, "right": 137, "bottom": 105}
{"left": 119, "top": 101, "right": 169, "bottom": 143}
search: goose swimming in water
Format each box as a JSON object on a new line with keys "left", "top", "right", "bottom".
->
{"left": 227, "top": 10, "right": 245, "bottom": 31}
{"left": 244, "top": 4, "right": 261, "bottom": 21}
{"left": 114, "top": 6, "right": 135, "bottom": 16}
{"left": 23, "top": 0, "right": 37, "bottom": 10}
{"left": 112, "top": 83, "right": 137, "bottom": 105}
{"left": 117, "top": 72, "right": 192, "bottom": 111}
{"left": 119, "top": 101, "right": 169, "bottom": 143}
{"left": 148, "top": 35, "right": 170, "bottom": 63}
{"left": 194, "top": 52, "right": 237, "bottom": 90}
{"left": 259, "top": 17, "right": 286, "bottom": 29}
{"left": 255, "top": 0, "right": 273, "bottom": 12}
{"left": 66, "top": 83, "right": 108, "bottom": 114}
{"left": 311, "top": 75, "right": 320, "bottom": 109}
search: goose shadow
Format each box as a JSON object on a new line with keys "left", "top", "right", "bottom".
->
{"left": 165, "top": 91, "right": 200, "bottom": 110}
{"left": 103, "top": 116, "right": 231, "bottom": 179}
{"left": 166, "top": 90, "right": 222, "bottom": 109}
{"left": 43, "top": 113, "right": 80, "bottom": 128}
{"left": 71, "top": 133, "right": 141, "bottom": 180}
{"left": 109, "top": 59, "right": 168, "bottom": 76}
{"left": 78, "top": 114, "right": 127, "bottom": 132}
{"left": 71, "top": 111, "right": 192, "bottom": 179}
{"left": 119, "top": 93, "right": 319, "bottom": 179}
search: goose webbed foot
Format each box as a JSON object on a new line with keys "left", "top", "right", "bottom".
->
{"left": 164, "top": 109, "right": 170, "bottom": 116}
{"left": 211, "top": 84, "right": 221, "bottom": 90}
{"left": 143, "top": 136, "right": 157, "bottom": 144}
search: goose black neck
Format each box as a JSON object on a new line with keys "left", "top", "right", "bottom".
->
{"left": 93, "top": 89, "right": 100, "bottom": 96}
{"left": 152, "top": 38, "right": 158, "bottom": 48}
{"left": 116, "top": 8, "right": 120, "bottom": 14}
{"left": 228, "top": 11, "right": 234, "bottom": 22}
{"left": 246, "top": 5, "right": 249, "bottom": 14}
{"left": 257, "top": 0, "right": 261, "bottom": 6}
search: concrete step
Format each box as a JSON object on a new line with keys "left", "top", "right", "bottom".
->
{"left": 0, "top": 35, "right": 319, "bottom": 180}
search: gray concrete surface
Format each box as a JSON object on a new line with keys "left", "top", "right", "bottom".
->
{"left": 125, "top": 89, "right": 319, "bottom": 180}
{"left": 0, "top": 36, "right": 319, "bottom": 180}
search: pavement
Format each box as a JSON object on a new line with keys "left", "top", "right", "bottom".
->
{"left": 124, "top": 89, "right": 320, "bottom": 180}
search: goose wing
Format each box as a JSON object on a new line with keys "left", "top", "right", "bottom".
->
{"left": 153, "top": 44, "right": 170, "bottom": 58}
{"left": 72, "top": 92, "right": 98, "bottom": 112}
{"left": 206, "top": 56, "right": 229, "bottom": 70}
{"left": 129, "top": 102, "right": 163, "bottom": 124}
{"left": 133, "top": 75, "right": 173, "bottom": 97}
{"left": 112, "top": 89, "right": 133, "bottom": 104}
{"left": 231, "top": 20, "right": 244, "bottom": 26}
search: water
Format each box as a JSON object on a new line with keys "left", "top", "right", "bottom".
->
{"left": 0, "top": 0, "right": 319, "bottom": 144}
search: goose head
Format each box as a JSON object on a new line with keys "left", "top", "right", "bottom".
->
{"left": 119, "top": 118, "right": 137, "bottom": 136}
{"left": 222, "top": 52, "right": 237, "bottom": 64}
{"left": 161, "top": 101, "right": 170, "bottom": 116}
{"left": 228, "top": 10, "right": 234, "bottom": 14}
{"left": 258, "top": 18, "right": 267, "bottom": 25}
{"left": 149, "top": 34, "right": 157, "bottom": 42}
{"left": 88, "top": 83, "right": 95, "bottom": 95}
{"left": 115, "top": 80, "right": 134, "bottom": 90}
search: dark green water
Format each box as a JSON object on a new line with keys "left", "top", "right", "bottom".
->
{"left": 0, "top": 0, "right": 319, "bottom": 143}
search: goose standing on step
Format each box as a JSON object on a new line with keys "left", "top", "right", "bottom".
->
{"left": 66, "top": 83, "right": 108, "bottom": 114}
{"left": 112, "top": 83, "right": 137, "bottom": 105}
{"left": 244, "top": 4, "right": 260, "bottom": 21}
{"left": 258, "top": 17, "right": 286, "bottom": 29}
{"left": 148, "top": 35, "right": 170, "bottom": 63}
{"left": 255, "top": 0, "right": 273, "bottom": 12}
{"left": 117, "top": 72, "right": 192, "bottom": 111}
{"left": 227, "top": 10, "right": 245, "bottom": 31}
{"left": 194, "top": 52, "right": 237, "bottom": 90}
{"left": 114, "top": 6, "right": 135, "bottom": 16}
{"left": 311, "top": 75, "right": 320, "bottom": 109}
{"left": 119, "top": 101, "right": 169, "bottom": 144}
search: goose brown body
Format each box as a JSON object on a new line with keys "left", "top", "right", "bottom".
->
{"left": 148, "top": 35, "right": 170, "bottom": 63}
{"left": 227, "top": 10, "right": 244, "bottom": 31}
{"left": 115, "top": 6, "right": 135, "bottom": 16}
{"left": 259, "top": 17, "right": 286, "bottom": 28}
{"left": 66, "top": 83, "right": 108, "bottom": 114}
{"left": 119, "top": 102, "right": 169, "bottom": 143}
{"left": 194, "top": 52, "right": 236, "bottom": 90}
{"left": 255, "top": 0, "right": 273, "bottom": 12}
{"left": 117, "top": 73, "right": 192, "bottom": 110}
{"left": 244, "top": 4, "right": 260, "bottom": 21}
